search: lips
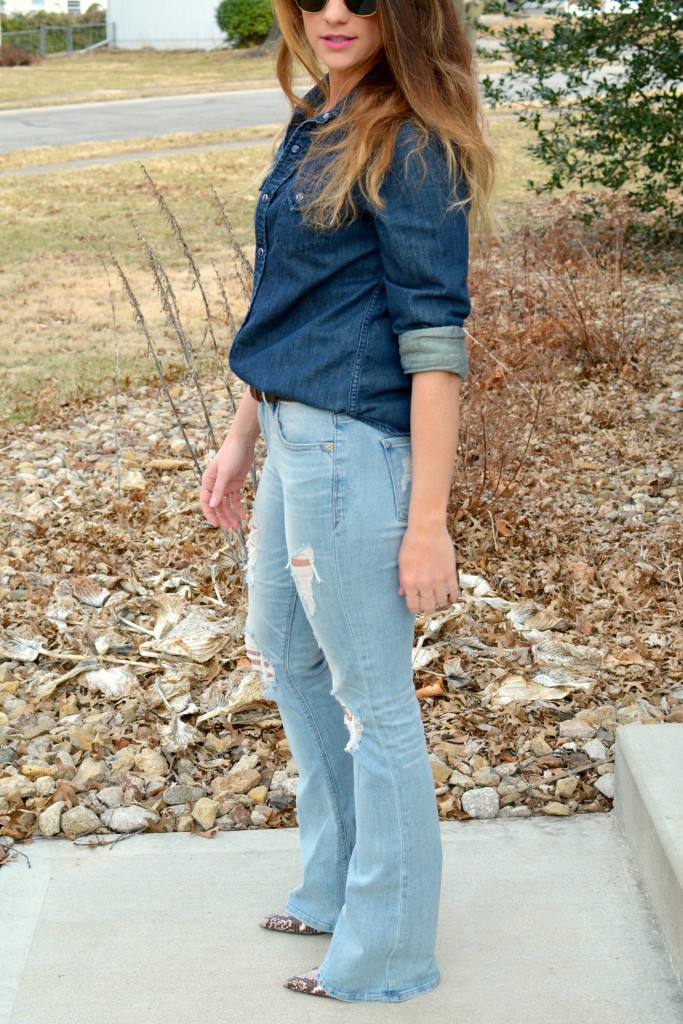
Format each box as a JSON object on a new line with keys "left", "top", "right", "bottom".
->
{"left": 323, "top": 35, "right": 354, "bottom": 40}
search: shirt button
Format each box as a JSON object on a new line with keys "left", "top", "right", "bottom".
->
{"left": 295, "top": 192, "right": 304, "bottom": 202}
{"left": 291, "top": 144, "right": 300, "bottom": 153}
{"left": 321, "top": 112, "right": 330, "bottom": 120}
{"left": 257, "top": 247, "right": 264, "bottom": 256}
{"left": 261, "top": 193, "right": 268, "bottom": 203}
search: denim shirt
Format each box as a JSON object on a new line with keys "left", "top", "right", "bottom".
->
{"left": 228, "top": 64, "right": 470, "bottom": 436}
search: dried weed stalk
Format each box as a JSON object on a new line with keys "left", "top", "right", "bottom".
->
{"left": 105, "top": 166, "right": 259, "bottom": 591}
{"left": 82, "top": 236, "right": 123, "bottom": 500}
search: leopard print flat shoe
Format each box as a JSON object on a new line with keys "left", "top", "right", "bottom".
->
{"left": 259, "top": 911, "right": 325, "bottom": 935}
{"left": 283, "top": 967, "right": 334, "bottom": 998}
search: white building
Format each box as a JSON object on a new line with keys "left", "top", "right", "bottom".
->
{"left": 2, "top": 1, "right": 102, "bottom": 12}
{"left": 107, "top": 0, "right": 225, "bottom": 50}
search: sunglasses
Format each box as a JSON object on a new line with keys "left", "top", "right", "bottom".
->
{"left": 296, "top": 0, "right": 377, "bottom": 15}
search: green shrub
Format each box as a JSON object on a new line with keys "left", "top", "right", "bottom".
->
{"left": 481, "top": 0, "right": 683, "bottom": 229}
{"left": 215, "top": 0, "right": 273, "bottom": 48}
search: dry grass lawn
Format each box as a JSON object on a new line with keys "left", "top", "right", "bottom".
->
{"left": 0, "top": 47, "right": 308, "bottom": 109}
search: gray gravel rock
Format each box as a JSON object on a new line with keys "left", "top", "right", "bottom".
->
{"left": 72, "top": 757, "right": 108, "bottom": 791}
{"left": 559, "top": 718, "right": 597, "bottom": 741}
{"left": 163, "top": 783, "right": 206, "bottom": 805}
{"left": 97, "top": 785, "right": 124, "bottom": 808}
{"left": 594, "top": 773, "right": 616, "bottom": 799}
{"left": 582, "top": 738, "right": 609, "bottom": 759}
{"left": 100, "top": 805, "right": 160, "bottom": 832}
{"left": 462, "top": 787, "right": 500, "bottom": 819}
{"left": 61, "top": 805, "right": 101, "bottom": 839}
{"left": 39, "top": 800, "right": 66, "bottom": 836}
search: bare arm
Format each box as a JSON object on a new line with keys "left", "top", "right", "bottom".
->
{"left": 398, "top": 369, "right": 462, "bottom": 615}
{"left": 228, "top": 387, "right": 262, "bottom": 448}
{"left": 199, "top": 386, "right": 261, "bottom": 531}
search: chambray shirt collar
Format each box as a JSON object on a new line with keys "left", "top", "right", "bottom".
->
{"left": 292, "top": 57, "right": 389, "bottom": 125}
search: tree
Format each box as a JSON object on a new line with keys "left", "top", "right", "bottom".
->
{"left": 481, "top": 0, "right": 683, "bottom": 228}
{"left": 215, "top": 0, "right": 273, "bottom": 48}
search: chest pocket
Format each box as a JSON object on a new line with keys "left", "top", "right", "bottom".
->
{"left": 274, "top": 183, "right": 336, "bottom": 254}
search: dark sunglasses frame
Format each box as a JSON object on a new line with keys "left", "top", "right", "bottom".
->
{"left": 295, "top": 0, "right": 377, "bottom": 16}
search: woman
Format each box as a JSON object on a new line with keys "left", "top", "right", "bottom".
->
{"left": 199, "top": 0, "right": 496, "bottom": 1003}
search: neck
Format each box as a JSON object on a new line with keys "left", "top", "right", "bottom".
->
{"left": 321, "top": 55, "right": 383, "bottom": 113}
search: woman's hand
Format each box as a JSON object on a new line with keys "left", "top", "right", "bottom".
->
{"left": 397, "top": 522, "right": 460, "bottom": 615}
{"left": 199, "top": 436, "right": 255, "bottom": 532}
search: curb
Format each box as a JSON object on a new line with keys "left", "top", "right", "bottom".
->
{"left": 614, "top": 722, "right": 683, "bottom": 986}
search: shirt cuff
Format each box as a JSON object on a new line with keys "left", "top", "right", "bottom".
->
{"left": 397, "top": 326, "right": 469, "bottom": 378}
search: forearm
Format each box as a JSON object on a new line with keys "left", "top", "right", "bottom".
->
{"left": 226, "top": 385, "right": 261, "bottom": 447}
{"left": 407, "top": 370, "right": 461, "bottom": 528}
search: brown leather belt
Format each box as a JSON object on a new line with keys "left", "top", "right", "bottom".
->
{"left": 249, "top": 385, "right": 292, "bottom": 403}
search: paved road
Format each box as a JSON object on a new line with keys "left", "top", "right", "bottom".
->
{"left": 0, "top": 87, "right": 298, "bottom": 154}
{"left": 0, "top": 66, "right": 625, "bottom": 156}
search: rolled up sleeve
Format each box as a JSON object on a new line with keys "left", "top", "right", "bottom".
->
{"left": 372, "top": 122, "right": 471, "bottom": 378}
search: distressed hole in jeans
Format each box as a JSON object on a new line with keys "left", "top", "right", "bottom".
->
{"left": 245, "top": 628, "right": 276, "bottom": 699}
{"left": 245, "top": 517, "right": 258, "bottom": 587}
{"left": 331, "top": 690, "right": 364, "bottom": 754}
{"left": 285, "top": 544, "right": 322, "bottom": 616}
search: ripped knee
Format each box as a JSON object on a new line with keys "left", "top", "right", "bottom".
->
{"left": 285, "top": 543, "right": 322, "bottom": 616}
{"left": 332, "top": 690, "right": 364, "bottom": 755}
{"left": 244, "top": 628, "right": 277, "bottom": 699}
{"left": 245, "top": 516, "right": 258, "bottom": 587}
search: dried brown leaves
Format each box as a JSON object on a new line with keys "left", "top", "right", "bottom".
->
{"left": 1, "top": 194, "right": 682, "bottom": 854}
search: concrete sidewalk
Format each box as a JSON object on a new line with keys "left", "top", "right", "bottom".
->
{"left": 2, "top": 725, "right": 682, "bottom": 1023}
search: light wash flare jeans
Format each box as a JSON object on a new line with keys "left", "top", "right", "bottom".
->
{"left": 244, "top": 397, "right": 443, "bottom": 1003}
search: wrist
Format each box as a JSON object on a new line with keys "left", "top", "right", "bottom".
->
{"left": 407, "top": 506, "right": 449, "bottom": 530}
{"left": 225, "top": 424, "right": 258, "bottom": 448}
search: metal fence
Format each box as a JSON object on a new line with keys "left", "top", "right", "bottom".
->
{"left": 1, "top": 23, "right": 108, "bottom": 56}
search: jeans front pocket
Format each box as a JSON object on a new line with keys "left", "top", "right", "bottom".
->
{"left": 380, "top": 436, "right": 412, "bottom": 522}
{"left": 274, "top": 400, "right": 335, "bottom": 451}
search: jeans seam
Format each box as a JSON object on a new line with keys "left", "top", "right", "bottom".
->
{"left": 282, "top": 585, "right": 352, "bottom": 877}
{"left": 332, "top": 417, "right": 341, "bottom": 532}
{"left": 331, "top": 528, "right": 406, "bottom": 995}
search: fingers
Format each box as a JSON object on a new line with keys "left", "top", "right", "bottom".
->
{"left": 199, "top": 465, "right": 244, "bottom": 532}
{"left": 446, "top": 567, "right": 461, "bottom": 605}
{"left": 202, "top": 489, "right": 243, "bottom": 531}
{"left": 402, "top": 571, "right": 461, "bottom": 616}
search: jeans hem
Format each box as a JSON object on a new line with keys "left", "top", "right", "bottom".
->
{"left": 314, "top": 968, "right": 441, "bottom": 1003}
{"left": 283, "top": 900, "right": 336, "bottom": 933}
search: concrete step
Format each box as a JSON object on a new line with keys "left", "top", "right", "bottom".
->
{"left": 615, "top": 722, "right": 683, "bottom": 988}
{"left": 1, "top": 724, "right": 682, "bottom": 1022}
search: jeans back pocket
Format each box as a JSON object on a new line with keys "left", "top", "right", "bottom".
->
{"left": 380, "top": 436, "right": 412, "bottom": 522}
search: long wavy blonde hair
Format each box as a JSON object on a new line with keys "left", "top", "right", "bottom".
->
{"left": 271, "top": 0, "right": 498, "bottom": 240}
